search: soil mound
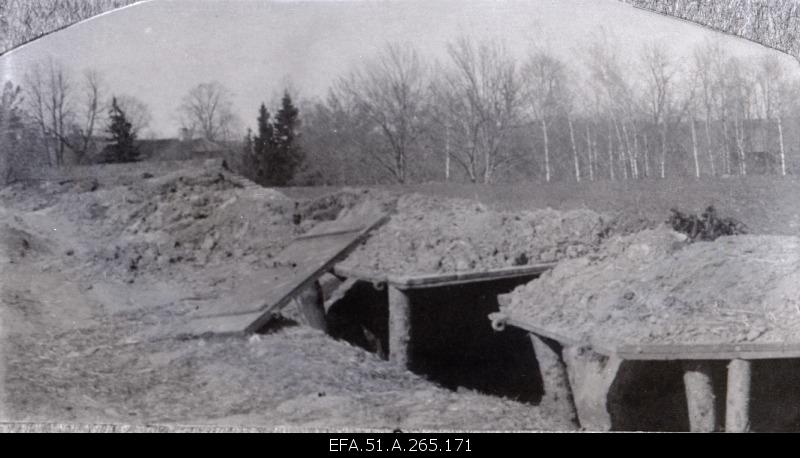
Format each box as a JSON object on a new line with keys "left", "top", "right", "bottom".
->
{"left": 0, "top": 218, "right": 54, "bottom": 264}
{"left": 499, "top": 227, "right": 800, "bottom": 347}
{"left": 340, "top": 194, "right": 610, "bottom": 275}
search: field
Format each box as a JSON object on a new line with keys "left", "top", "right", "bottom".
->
{"left": 2, "top": 160, "right": 800, "bottom": 431}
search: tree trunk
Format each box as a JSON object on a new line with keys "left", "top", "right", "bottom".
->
{"left": 643, "top": 133, "right": 650, "bottom": 178}
{"left": 704, "top": 115, "right": 716, "bottom": 176}
{"left": 586, "top": 124, "right": 595, "bottom": 181}
{"left": 660, "top": 123, "right": 667, "bottom": 179}
{"left": 569, "top": 116, "right": 580, "bottom": 182}
{"left": 613, "top": 118, "right": 627, "bottom": 180}
{"left": 735, "top": 118, "right": 747, "bottom": 176}
{"left": 722, "top": 120, "right": 731, "bottom": 175}
{"left": 542, "top": 118, "right": 551, "bottom": 183}
{"left": 778, "top": 116, "right": 786, "bottom": 176}
{"left": 691, "top": 115, "right": 700, "bottom": 179}
{"left": 444, "top": 124, "right": 451, "bottom": 181}
{"left": 608, "top": 120, "right": 615, "bottom": 181}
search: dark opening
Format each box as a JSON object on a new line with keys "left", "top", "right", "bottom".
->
{"left": 326, "top": 277, "right": 544, "bottom": 404}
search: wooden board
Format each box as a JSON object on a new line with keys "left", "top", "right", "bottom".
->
{"left": 334, "top": 263, "right": 555, "bottom": 290}
{"left": 178, "top": 202, "right": 389, "bottom": 336}
{"left": 504, "top": 318, "right": 800, "bottom": 361}
{"left": 614, "top": 342, "right": 800, "bottom": 361}
{"left": 389, "top": 263, "right": 555, "bottom": 289}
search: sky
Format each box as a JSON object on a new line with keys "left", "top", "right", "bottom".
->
{"left": 1, "top": 0, "right": 797, "bottom": 138}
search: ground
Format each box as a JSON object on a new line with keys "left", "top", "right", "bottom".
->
{"left": 3, "top": 161, "right": 800, "bottom": 431}
{"left": 0, "top": 163, "right": 574, "bottom": 431}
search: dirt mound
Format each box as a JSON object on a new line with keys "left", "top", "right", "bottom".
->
{"left": 296, "top": 187, "right": 398, "bottom": 223}
{"left": 340, "top": 194, "right": 610, "bottom": 275}
{"left": 0, "top": 217, "right": 55, "bottom": 264}
{"left": 499, "top": 227, "right": 800, "bottom": 347}
{"left": 78, "top": 170, "right": 297, "bottom": 280}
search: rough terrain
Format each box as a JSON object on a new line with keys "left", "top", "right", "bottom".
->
{"left": 499, "top": 227, "right": 800, "bottom": 347}
{"left": 0, "top": 162, "right": 573, "bottom": 430}
{"left": 339, "top": 194, "right": 610, "bottom": 275}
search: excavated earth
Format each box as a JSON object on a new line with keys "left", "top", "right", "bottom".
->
{"left": 339, "top": 194, "right": 611, "bottom": 275}
{"left": 0, "top": 162, "right": 574, "bottom": 430}
{"left": 499, "top": 227, "right": 800, "bottom": 348}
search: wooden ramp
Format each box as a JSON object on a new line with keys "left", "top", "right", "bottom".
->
{"left": 178, "top": 201, "right": 389, "bottom": 336}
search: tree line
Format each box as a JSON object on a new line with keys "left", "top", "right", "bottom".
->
{"left": 3, "top": 33, "right": 800, "bottom": 187}
{"left": 300, "top": 34, "right": 800, "bottom": 185}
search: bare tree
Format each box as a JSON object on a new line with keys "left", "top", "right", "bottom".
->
{"left": 178, "top": 81, "right": 239, "bottom": 143}
{"left": 692, "top": 39, "right": 726, "bottom": 177}
{"left": 640, "top": 41, "right": 678, "bottom": 179}
{"left": 433, "top": 37, "right": 524, "bottom": 183}
{"left": 24, "top": 57, "right": 74, "bottom": 166}
{"left": 754, "top": 54, "right": 788, "bottom": 176}
{"left": 69, "top": 68, "right": 106, "bottom": 164}
{"left": 333, "top": 43, "right": 429, "bottom": 184}
{"left": 521, "top": 50, "right": 570, "bottom": 183}
{"left": 1, "top": 81, "right": 24, "bottom": 182}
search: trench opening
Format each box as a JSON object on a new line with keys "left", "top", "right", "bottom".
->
{"left": 326, "top": 277, "right": 544, "bottom": 405}
{"left": 319, "top": 278, "right": 800, "bottom": 431}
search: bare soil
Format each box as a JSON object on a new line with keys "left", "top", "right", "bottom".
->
{"left": 0, "top": 162, "right": 573, "bottom": 430}
{"left": 339, "top": 193, "right": 609, "bottom": 275}
{"left": 500, "top": 227, "right": 800, "bottom": 347}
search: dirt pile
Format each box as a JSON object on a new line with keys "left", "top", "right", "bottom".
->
{"left": 499, "top": 227, "right": 800, "bottom": 347}
{"left": 339, "top": 194, "right": 610, "bottom": 275}
{"left": 32, "top": 169, "right": 299, "bottom": 281}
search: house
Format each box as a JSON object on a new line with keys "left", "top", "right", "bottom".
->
{"left": 135, "top": 137, "right": 228, "bottom": 162}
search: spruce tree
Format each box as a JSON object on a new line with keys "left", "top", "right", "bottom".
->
{"left": 105, "top": 97, "right": 139, "bottom": 163}
{"left": 271, "top": 91, "right": 304, "bottom": 186}
{"left": 253, "top": 103, "right": 273, "bottom": 184}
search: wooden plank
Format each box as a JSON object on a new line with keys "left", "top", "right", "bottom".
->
{"left": 178, "top": 202, "right": 389, "bottom": 336}
{"left": 725, "top": 359, "right": 752, "bottom": 432}
{"left": 504, "top": 318, "right": 800, "bottom": 361}
{"left": 614, "top": 341, "right": 800, "bottom": 361}
{"left": 388, "top": 263, "right": 555, "bottom": 289}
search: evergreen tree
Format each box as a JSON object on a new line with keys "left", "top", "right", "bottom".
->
{"left": 253, "top": 103, "right": 273, "bottom": 184}
{"left": 104, "top": 97, "right": 139, "bottom": 163}
{"left": 270, "top": 91, "right": 304, "bottom": 186}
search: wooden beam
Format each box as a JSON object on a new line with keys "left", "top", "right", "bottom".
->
{"left": 726, "top": 359, "right": 752, "bottom": 432}
{"left": 530, "top": 334, "right": 578, "bottom": 426}
{"left": 562, "top": 346, "right": 623, "bottom": 431}
{"left": 388, "top": 286, "right": 412, "bottom": 368}
{"left": 389, "top": 263, "right": 555, "bottom": 289}
{"left": 683, "top": 361, "right": 717, "bottom": 432}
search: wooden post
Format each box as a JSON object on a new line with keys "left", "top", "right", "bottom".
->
{"left": 295, "top": 281, "right": 327, "bottom": 333}
{"left": 388, "top": 286, "right": 412, "bottom": 368}
{"left": 562, "top": 346, "right": 623, "bottom": 431}
{"left": 683, "top": 361, "right": 717, "bottom": 432}
{"left": 726, "top": 359, "right": 752, "bottom": 432}
{"left": 530, "top": 334, "right": 578, "bottom": 426}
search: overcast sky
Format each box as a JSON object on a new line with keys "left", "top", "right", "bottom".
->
{"left": 1, "top": 0, "right": 796, "bottom": 138}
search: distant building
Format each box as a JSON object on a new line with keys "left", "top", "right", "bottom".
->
{"left": 135, "top": 137, "right": 227, "bottom": 162}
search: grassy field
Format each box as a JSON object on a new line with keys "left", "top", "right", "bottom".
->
{"left": 287, "top": 175, "right": 800, "bottom": 237}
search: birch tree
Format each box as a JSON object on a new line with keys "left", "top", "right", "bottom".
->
{"left": 333, "top": 43, "right": 429, "bottom": 184}
{"left": 433, "top": 37, "right": 524, "bottom": 183}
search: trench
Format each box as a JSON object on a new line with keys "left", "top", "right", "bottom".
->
{"left": 326, "top": 278, "right": 544, "bottom": 404}
{"left": 322, "top": 279, "right": 800, "bottom": 431}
